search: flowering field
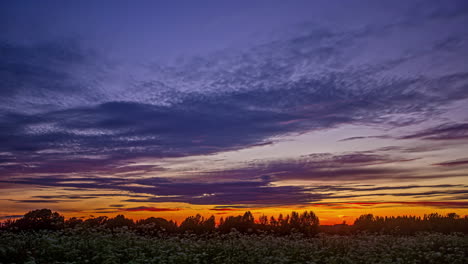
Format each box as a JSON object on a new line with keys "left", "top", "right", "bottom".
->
{"left": 0, "top": 230, "right": 466, "bottom": 264}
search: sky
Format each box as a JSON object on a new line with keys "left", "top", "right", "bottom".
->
{"left": 1, "top": 0, "right": 467, "bottom": 224}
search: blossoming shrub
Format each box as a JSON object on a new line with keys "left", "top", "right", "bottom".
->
{"left": 0, "top": 229, "right": 466, "bottom": 264}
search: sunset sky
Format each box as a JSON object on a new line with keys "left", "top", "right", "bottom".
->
{"left": 1, "top": 0, "right": 468, "bottom": 225}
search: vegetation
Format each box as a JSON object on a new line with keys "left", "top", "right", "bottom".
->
{"left": 351, "top": 213, "right": 468, "bottom": 234}
{"left": 1, "top": 209, "right": 322, "bottom": 236}
{"left": 0, "top": 229, "right": 466, "bottom": 263}
{"left": 0, "top": 209, "right": 467, "bottom": 263}
{"left": 2, "top": 209, "right": 467, "bottom": 235}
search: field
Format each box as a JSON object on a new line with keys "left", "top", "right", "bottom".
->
{"left": 0, "top": 229, "right": 467, "bottom": 264}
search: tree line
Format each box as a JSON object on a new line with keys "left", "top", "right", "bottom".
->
{"left": 350, "top": 213, "right": 468, "bottom": 234}
{"left": 1, "top": 209, "right": 467, "bottom": 235}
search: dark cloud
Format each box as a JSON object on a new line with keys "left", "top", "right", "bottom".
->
{"left": 3, "top": 170, "right": 466, "bottom": 207}
{"left": 0, "top": 41, "right": 85, "bottom": 96}
{"left": 433, "top": 158, "right": 468, "bottom": 167}
{"left": 1, "top": 12, "right": 468, "bottom": 177}
{"left": 123, "top": 181, "right": 322, "bottom": 207}
{"left": 91, "top": 210, "right": 119, "bottom": 214}
{"left": 373, "top": 142, "right": 468, "bottom": 154}
{"left": 0, "top": 40, "right": 105, "bottom": 115}
{"left": 330, "top": 189, "right": 468, "bottom": 199}
{"left": 212, "top": 205, "right": 250, "bottom": 209}
{"left": 13, "top": 199, "right": 61, "bottom": 203}
{"left": 338, "top": 135, "right": 391, "bottom": 142}
{"left": 401, "top": 123, "right": 468, "bottom": 141}
{"left": 0, "top": 98, "right": 299, "bottom": 176}
{"left": 338, "top": 136, "right": 368, "bottom": 142}
{"left": 119, "top": 206, "right": 180, "bottom": 212}
{"left": 209, "top": 208, "right": 241, "bottom": 211}
{"left": 416, "top": 0, "right": 468, "bottom": 20}
{"left": 311, "top": 201, "right": 468, "bottom": 209}
{"left": 32, "top": 195, "right": 97, "bottom": 200}
{"left": 30, "top": 193, "right": 149, "bottom": 201}
{"left": 109, "top": 204, "right": 125, "bottom": 208}
{"left": 1, "top": 174, "right": 323, "bottom": 207}
{"left": 190, "top": 153, "right": 422, "bottom": 182}
{"left": 308, "top": 184, "right": 464, "bottom": 193}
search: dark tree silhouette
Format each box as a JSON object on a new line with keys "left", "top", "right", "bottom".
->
{"left": 106, "top": 215, "right": 134, "bottom": 229}
{"left": 135, "top": 217, "right": 177, "bottom": 234}
{"left": 351, "top": 213, "right": 468, "bottom": 234}
{"left": 1, "top": 209, "right": 466, "bottom": 235}
{"left": 218, "top": 211, "right": 255, "bottom": 233}
{"left": 13, "top": 209, "right": 64, "bottom": 230}
{"left": 179, "top": 214, "right": 216, "bottom": 234}
{"left": 65, "top": 217, "right": 83, "bottom": 228}
{"left": 82, "top": 216, "right": 108, "bottom": 227}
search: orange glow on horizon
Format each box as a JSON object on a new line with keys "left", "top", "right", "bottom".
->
{"left": 3, "top": 204, "right": 466, "bottom": 227}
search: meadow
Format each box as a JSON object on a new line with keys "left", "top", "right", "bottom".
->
{"left": 1, "top": 209, "right": 467, "bottom": 263}
{"left": 0, "top": 229, "right": 467, "bottom": 264}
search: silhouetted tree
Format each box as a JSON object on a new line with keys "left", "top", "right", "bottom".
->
{"left": 106, "top": 215, "right": 134, "bottom": 229}
{"left": 2, "top": 208, "right": 466, "bottom": 235}
{"left": 82, "top": 216, "right": 108, "bottom": 227}
{"left": 299, "top": 211, "right": 320, "bottom": 236}
{"left": 269, "top": 216, "right": 278, "bottom": 228}
{"left": 218, "top": 211, "right": 256, "bottom": 233}
{"left": 351, "top": 212, "right": 467, "bottom": 234}
{"left": 65, "top": 217, "right": 83, "bottom": 228}
{"left": 179, "top": 214, "right": 216, "bottom": 234}
{"left": 354, "top": 214, "right": 375, "bottom": 232}
{"left": 13, "top": 209, "right": 64, "bottom": 230}
{"left": 257, "top": 214, "right": 269, "bottom": 232}
{"left": 203, "top": 215, "right": 216, "bottom": 232}
{"left": 135, "top": 217, "right": 177, "bottom": 234}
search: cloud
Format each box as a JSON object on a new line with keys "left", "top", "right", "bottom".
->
{"left": 401, "top": 123, "right": 468, "bottom": 141}
{"left": 0, "top": 41, "right": 105, "bottom": 113}
{"left": 209, "top": 208, "right": 241, "bottom": 211}
{"left": 13, "top": 199, "right": 61, "bottom": 203}
{"left": 338, "top": 135, "right": 391, "bottom": 142}
{"left": 91, "top": 210, "right": 119, "bottom": 214}
{"left": 308, "top": 184, "right": 464, "bottom": 192}
{"left": 433, "top": 158, "right": 468, "bottom": 167}
{"left": 338, "top": 136, "right": 369, "bottom": 142}
{"left": 415, "top": 0, "right": 468, "bottom": 20}
{"left": 187, "top": 152, "right": 423, "bottom": 182}
{"left": 2, "top": 174, "right": 323, "bottom": 206}
{"left": 123, "top": 181, "right": 323, "bottom": 207}
{"left": 311, "top": 201, "right": 468, "bottom": 209}
{"left": 119, "top": 206, "right": 181, "bottom": 212}
{"left": 330, "top": 189, "right": 468, "bottom": 199}
{"left": 4, "top": 170, "right": 466, "bottom": 207}
{"left": 0, "top": 7, "right": 467, "bottom": 211}
{"left": 1, "top": 12, "right": 468, "bottom": 178}
{"left": 32, "top": 195, "right": 105, "bottom": 200}
{"left": 212, "top": 205, "right": 250, "bottom": 209}
{"left": 0, "top": 41, "right": 84, "bottom": 95}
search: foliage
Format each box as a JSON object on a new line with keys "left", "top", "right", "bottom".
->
{"left": 0, "top": 230, "right": 466, "bottom": 264}
{"left": 218, "top": 211, "right": 256, "bottom": 233}
{"left": 179, "top": 214, "right": 215, "bottom": 234}
{"left": 352, "top": 213, "right": 468, "bottom": 234}
{"left": 1, "top": 209, "right": 467, "bottom": 236}
{"left": 7, "top": 209, "right": 64, "bottom": 231}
